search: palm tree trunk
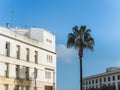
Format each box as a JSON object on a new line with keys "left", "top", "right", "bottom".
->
{"left": 79, "top": 47, "right": 83, "bottom": 90}
{"left": 80, "top": 57, "right": 83, "bottom": 90}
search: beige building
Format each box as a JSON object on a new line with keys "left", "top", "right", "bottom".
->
{"left": 83, "top": 67, "right": 120, "bottom": 90}
{"left": 0, "top": 26, "right": 56, "bottom": 90}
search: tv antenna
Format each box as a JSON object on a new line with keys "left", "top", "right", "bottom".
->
{"left": 9, "top": 10, "right": 14, "bottom": 27}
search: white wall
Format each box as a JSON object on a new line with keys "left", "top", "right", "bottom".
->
{"left": 26, "top": 28, "right": 56, "bottom": 52}
{"left": 0, "top": 62, "right": 5, "bottom": 77}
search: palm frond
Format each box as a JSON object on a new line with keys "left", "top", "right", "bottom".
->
{"left": 80, "top": 26, "right": 86, "bottom": 33}
{"left": 67, "top": 33, "right": 76, "bottom": 48}
{"left": 73, "top": 25, "right": 79, "bottom": 37}
{"left": 84, "top": 37, "right": 94, "bottom": 51}
{"left": 86, "top": 29, "right": 91, "bottom": 33}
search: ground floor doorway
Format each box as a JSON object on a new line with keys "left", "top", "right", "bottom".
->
{"left": 45, "top": 86, "right": 53, "bottom": 90}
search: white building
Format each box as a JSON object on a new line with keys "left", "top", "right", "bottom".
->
{"left": 0, "top": 26, "right": 56, "bottom": 90}
{"left": 83, "top": 67, "right": 120, "bottom": 90}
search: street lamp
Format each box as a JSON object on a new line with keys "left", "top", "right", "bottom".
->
{"left": 34, "top": 67, "right": 37, "bottom": 90}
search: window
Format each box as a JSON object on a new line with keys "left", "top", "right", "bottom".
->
{"left": 35, "top": 51, "right": 38, "bottom": 64}
{"left": 113, "top": 83, "right": 115, "bottom": 85}
{"left": 92, "top": 86, "right": 94, "bottom": 88}
{"left": 104, "top": 77, "right": 106, "bottom": 82}
{"left": 25, "top": 67, "right": 29, "bottom": 80}
{"left": 46, "top": 39, "right": 52, "bottom": 43}
{"left": 45, "top": 71, "right": 51, "bottom": 79}
{"left": 99, "top": 78, "right": 102, "bottom": 83}
{"left": 5, "top": 63, "right": 9, "bottom": 77}
{"left": 113, "top": 76, "right": 115, "bottom": 81}
{"left": 16, "top": 65, "right": 19, "bottom": 79}
{"left": 15, "top": 85, "right": 19, "bottom": 90}
{"left": 47, "top": 55, "right": 53, "bottom": 63}
{"left": 89, "top": 80, "right": 91, "bottom": 85}
{"left": 92, "top": 80, "right": 94, "bottom": 84}
{"left": 4, "top": 84, "right": 8, "bottom": 90}
{"left": 118, "top": 82, "right": 120, "bottom": 88}
{"left": 86, "top": 81, "right": 88, "bottom": 85}
{"left": 108, "top": 77, "right": 110, "bottom": 81}
{"left": 118, "top": 75, "right": 120, "bottom": 80}
{"left": 96, "top": 79, "right": 98, "bottom": 83}
{"left": 25, "top": 86, "right": 30, "bottom": 90}
{"left": 33, "top": 87, "right": 38, "bottom": 90}
{"left": 96, "top": 85, "right": 98, "bottom": 88}
{"left": 89, "top": 86, "right": 91, "bottom": 89}
{"left": 16, "top": 45, "right": 20, "bottom": 59}
{"left": 34, "top": 68, "right": 38, "bottom": 78}
{"left": 26, "top": 48, "right": 29, "bottom": 61}
{"left": 83, "top": 82, "right": 85, "bottom": 85}
{"left": 5, "top": 42, "right": 10, "bottom": 57}
{"left": 86, "top": 86, "right": 88, "bottom": 90}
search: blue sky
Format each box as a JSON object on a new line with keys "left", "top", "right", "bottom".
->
{"left": 1, "top": 0, "right": 120, "bottom": 90}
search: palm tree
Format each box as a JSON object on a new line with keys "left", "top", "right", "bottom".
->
{"left": 67, "top": 25, "right": 94, "bottom": 90}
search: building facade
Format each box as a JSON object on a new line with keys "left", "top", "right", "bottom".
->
{"left": 83, "top": 67, "right": 120, "bottom": 90}
{"left": 0, "top": 26, "right": 56, "bottom": 90}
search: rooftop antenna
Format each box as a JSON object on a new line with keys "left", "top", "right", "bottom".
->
{"left": 6, "top": 22, "right": 9, "bottom": 28}
{"left": 9, "top": 10, "right": 14, "bottom": 27}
